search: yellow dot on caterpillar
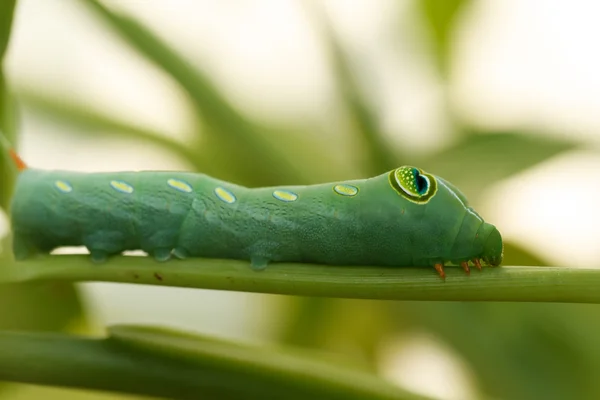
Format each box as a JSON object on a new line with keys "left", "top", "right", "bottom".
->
{"left": 273, "top": 190, "right": 298, "bottom": 202}
{"left": 333, "top": 184, "right": 358, "bottom": 196}
{"left": 167, "top": 178, "right": 193, "bottom": 193}
{"left": 110, "top": 180, "right": 134, "bottom": 194}
{"left": 214, "top": 187, "right": 236, "bottom": 204}
{"left": 55, "top": 180, "right": 73, "bottom": 193}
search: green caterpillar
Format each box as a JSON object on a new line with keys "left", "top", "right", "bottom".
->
{"left": 2, "top": 137, "right": 503, "bottom": 278}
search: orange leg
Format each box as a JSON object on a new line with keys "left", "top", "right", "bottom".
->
{"left": 473, "top": 258, "right": 482, "bottom": 271}
{"left": 434, "top": 263, "right": 446, "bottom": 279}
{"left": 460, "top": 261, "right": 470, "bottom": 275}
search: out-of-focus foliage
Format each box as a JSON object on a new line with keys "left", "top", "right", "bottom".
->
{"left": 0, "top": 0, "right": 17, "bottom": 210}
{"left": 81, "top": 0, "right": 308, "bottom": 187}
{"left": 0, "top": 1, "right": 17, "bottom": 59}
{"left": 17, "top": 90, "right": 205, "bottom": 172}
{"left": 0, "top": 239, "right": 86, "bottom": 396}
{"left": 416, "top": 130, "right": 580, "bottom": 202}
{"left": 0, "top": 2, "right": 86, "bottom": 395}
{"left": 0, "top": 325, "right": 433, "bottom": 400}
{"left": 418, "top": 0, "right": 471, "bottom": 75}
{"left": 393, "top": 301, "right": 600, "bottom": 400}
{"left": 1, "top": 0, "right": 599, "bottom": 399}
{"left": 306, "top": 4, "right": 399, "bottom": 176}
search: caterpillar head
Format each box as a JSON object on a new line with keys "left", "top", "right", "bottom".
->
{"left": 482, "top": 225, "right": 503, "bottom": 266}
{"left": 388, "top": 166, "right": 503, "bottom": 268}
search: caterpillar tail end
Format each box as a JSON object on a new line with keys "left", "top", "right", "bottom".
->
{"left": 9, "top": 149, "right": 27, "bottom": 171}
{"left": 0, "top": 132, "right": 27, "bottom": 171}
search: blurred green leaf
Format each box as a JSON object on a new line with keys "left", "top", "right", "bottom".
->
{"left": 0, "top": 77, "right": 17, "bottom": 211}
{"left": 0, "top": 282, "right": 83, "bottom": 332}
{"left": 0, "top": 324, "right": 434, "bottom": 400}
{"left": 79, "top": 0, "right": 306, "bottom": 186}
{"left": 279, "top": 297, "right": 393, "bottom": 371}
{"left": 0, "top": 385, "right": 150, "bottom": 400}
{"left": 279, "top": 297, "right": 333, "bottom": 348}
{"left": 416, "top": 130, "right": 580, "bottom": 202}
{"left": 17, "top": 90, "right": 209, "bottom": 173}
{"left": 0, "top": 237, "right": 85, "bottom": 333}
{"left": 306, "top": 4, "right": 400, "bottom": 175}
{"left": 0, "top": 0, "right": 17, "bottom": 210}
{"left": 418, "top": 0, "right": 471, "bottom": 76}
{"left": 0, "top": 0, "right": 16, "bottom": 61}
{"left": 391, "top": 302, "right": 600, "bottom": 400}
{"left": 0, "top": 8, "right": 87, "bottom": 395}
{"left": 0, "top": 238, "right": 86, "bottom": 394}
{"left": 501, "top": 240, "right": 549, "bottom": 267}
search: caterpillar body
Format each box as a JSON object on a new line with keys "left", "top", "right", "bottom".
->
{"left": 2, "top": 138, "right": 503, "bottom": 278}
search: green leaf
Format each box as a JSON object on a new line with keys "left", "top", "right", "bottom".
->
{"left": 3, "top": 255, "right": 600, "bottom": 303}
{"left": 418, "top": 0, "right": 471, "bottom": 76}
{"left": 416, "top": 131, "right": 580, "bottom": 202}
{"left": 79, "top": 0, "right": 305, "bottom": 186}
{"left": 0, "top": 325, "right": 434, "bottom": 400}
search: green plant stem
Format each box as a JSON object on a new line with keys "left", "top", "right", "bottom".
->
{"left": 0, "top": 325, "right": 432, "bottom": 400}
{"left": 1, "top": 255, "right": 599, "bottom": 303}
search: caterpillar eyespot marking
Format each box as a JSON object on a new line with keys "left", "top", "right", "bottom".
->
{"left": 272, "top": 190, "right": 298, "bottom": 202}
{"left": 2, "top": 126, "right": 503, "bottom": 281}
{"left": 333, "top": 184, "right": 358, "bottom": 197}
{"left": 214, "top": 187, "right": 236, "bottom": 204}
{"left": 110, "top": 180, "right": 134, "bottom": 194}
{"left": 54, "top": 180, "right": 73, "bottom": 193}
{"left": 389, "top": 166, "right": 437, "bottom": 204}
{"left": 167, "top": 178, "right": 193, "bottom": 193}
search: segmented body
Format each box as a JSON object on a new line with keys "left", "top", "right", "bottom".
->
{"left": 10, "top": 167, "right": 503, "bottom": 274}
